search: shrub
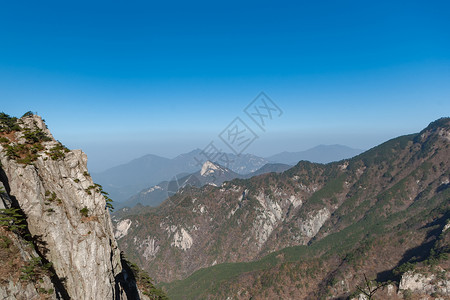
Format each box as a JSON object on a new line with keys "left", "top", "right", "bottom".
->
{"left": 22, "top": 127, "right": 51, "bottom": 144}
{"left": 80, "top": 207, "right": 89, "bottom": 218}
{"left": 21, "top": 111, "right": 34, "bottom": 118}
{"left": 94, "top": 183, "right": 114, "bottom": 212}
{"left": 121, "top": 254, "right": 168, "bottom": 299}
{"left": 48, "top": 142, "right": 69, "bottom": 160}
{"left": 20, "top": 256, "right": 53, "bottom": 282}
{"left": 0, "top": 208, "right": 27, "bottom": 232}
{"left": 0, "top": 112, "right": 20, "bottom": 132}
{"left": 5, "top": 144, "right": 20, "bottom": 159}
{"left": 0, "top": 235, "right": 12, "bottom": 249}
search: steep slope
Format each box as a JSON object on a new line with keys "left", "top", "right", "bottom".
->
{"left": 0, "top": 112, "right": 166, "bottom": 299}
{"left": 114, "top": 118, "right": 449, "bottom": 299}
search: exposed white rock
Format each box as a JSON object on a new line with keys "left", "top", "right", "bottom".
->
{"left": 298, "top": 208, "right": 330, "bottom": 238}
{"left": 387, "top": 283, "right": 395, "bottom": 295}
{"left": 399, "top": 270, "right": 450, "bottom": 296}
{"left": 115, "top": 219, "right": 132, "bottom": 239}
{"left": 251, "top": 191, "right": 288, "bottom": 248}
{"left": 438, "top": 128, "right": 450, "bottom": 141}
{"left": 350, "top": 294, "right": 368, "bottom": 300}
{"left": 444, "top": 222, "right": 450, "bottom": 232}
{"left": 172, "top": 227, "right": 193, "bottom": 250}
{"left": 256, "top": 192, "right": 283, "bottom": 221}
{"left": 143, "top": 185, "right": 162, "bottom": 194}
{"left": 228, "top": 204, "right": 240, "bottom": 218}
{"left": 339, "top": 161, "right": 349, "bottom": 170}
{"left": 253, "top": 215, "right": 275, "bottom": 248}
{"left": 0, "top": 280, "right": 53, "bottom": 300}
{"left": 200, "top": 161, "right": 221, "bottom": 176}
{"left": 289, "top": 195, "right": 302, "bottom": 208}
{"left": 142, "top": 237, "right": 160, "bottom": 260}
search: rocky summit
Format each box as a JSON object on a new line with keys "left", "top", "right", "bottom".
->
{"left": 0, "top": 112, "right": 167, "bottom": 299}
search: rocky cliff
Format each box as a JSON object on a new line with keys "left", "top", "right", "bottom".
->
{"left": 0, "top": 113, "right": 164, "bottom": 299}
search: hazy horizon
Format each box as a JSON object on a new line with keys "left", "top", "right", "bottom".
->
{"left": 1, "top": 1, "right": 449, "bottom": 172}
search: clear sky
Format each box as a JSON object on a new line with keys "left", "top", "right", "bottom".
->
{"left": 1, "top": 1, "right": 449, "bottom": 172}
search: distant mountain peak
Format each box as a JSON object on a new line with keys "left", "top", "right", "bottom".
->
{"left": 200, "top": 160, "right": 223, "bottom": 176}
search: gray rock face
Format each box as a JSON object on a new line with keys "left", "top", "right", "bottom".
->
{"left": 0, "top": 281, "right": 52, "bottom": 300}
{"left": 0, "top": 227, "right": 57, "bottom": 300}
{"left": 399, "top": 270, "right": 450, "bottom": 296}
{"left": 0, "top": 115, "right": 147, "bottom": 299}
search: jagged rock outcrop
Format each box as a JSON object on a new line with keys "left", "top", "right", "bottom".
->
{"left": 0, "top": 114, "right": 152, "bottom": 299}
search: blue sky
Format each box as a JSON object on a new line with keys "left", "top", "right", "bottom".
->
{"left": 1, "top": 1, "right": 449, "bottom": 171}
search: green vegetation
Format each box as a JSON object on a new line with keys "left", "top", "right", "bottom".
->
{"left": 84, "top": 183, "right": 114, "bottom": 211}
{"left": 21, "top": 111, "right": 34, "bottom": 118}
{"left": 307, "top": 174, "right": 346, "bottom": 207}
{"left": 122, "top": 254, "right": 168, "bottom": 299}
{"left": 155, "top": 120, "right": 450, "bottom": 299}
{"left": 47, "top": 142, "right": 69, "bottom": 160}
{"left": 44, "top": 190, "right": 62, "bottom": 205}
{"left": 80, "top": 207, "right": 89, "bottom": 218}
{"left": 0, "top": 235, "right": 12, "bottom": 249}
{"left": 0, "top": 208, "right": 28, "bottom": 232}
{"left": 38, "top": 287, "right": 55, "bottom": 295}
{"left": 161, "top": 247, "right": 299, "bottom": 299}
{"left": 97, "top": 184, "right": 114, "bottom": 212}
{"left": 0, "top": 112, "right": 58, "bottom": 164}
{"left": 20, "top": 256, "right": 53, "bottom": 282}
{"left": 0, "top": 112, "right": 20, "bottom": 132}
{"left": 162, "top": 182, "right": 449, "bottom": 299}
{"left": 351, "top": 134, "right": 415, "bottom": 167}
{"left": 22, "top": 127, "right": 51, "bottom": 144}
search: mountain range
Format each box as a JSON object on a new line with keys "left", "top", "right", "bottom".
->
{"left": 119, "top": 161, "right": 292, "bottom": 208}
{"left": 1, "top": 112, "right": 448, "bottom": 300}
{"left": 93, "top": 145, "right": 363, "bottom": 204}
{"left": 112, "top": 118, "right": 450, "bottom": 299}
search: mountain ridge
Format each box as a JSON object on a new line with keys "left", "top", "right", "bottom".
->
{"left": 113, "top": 117, "right": 450, "bottom": 299}
{"left": 95, "top": 145, "right": 363, "bottom": 203}
{"left": 117, "top": 161, "right": 292, "bottom": 209}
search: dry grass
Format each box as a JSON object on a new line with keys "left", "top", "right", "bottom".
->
{"left": 0, "top": 228, "right": 25, "bottom": 284}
